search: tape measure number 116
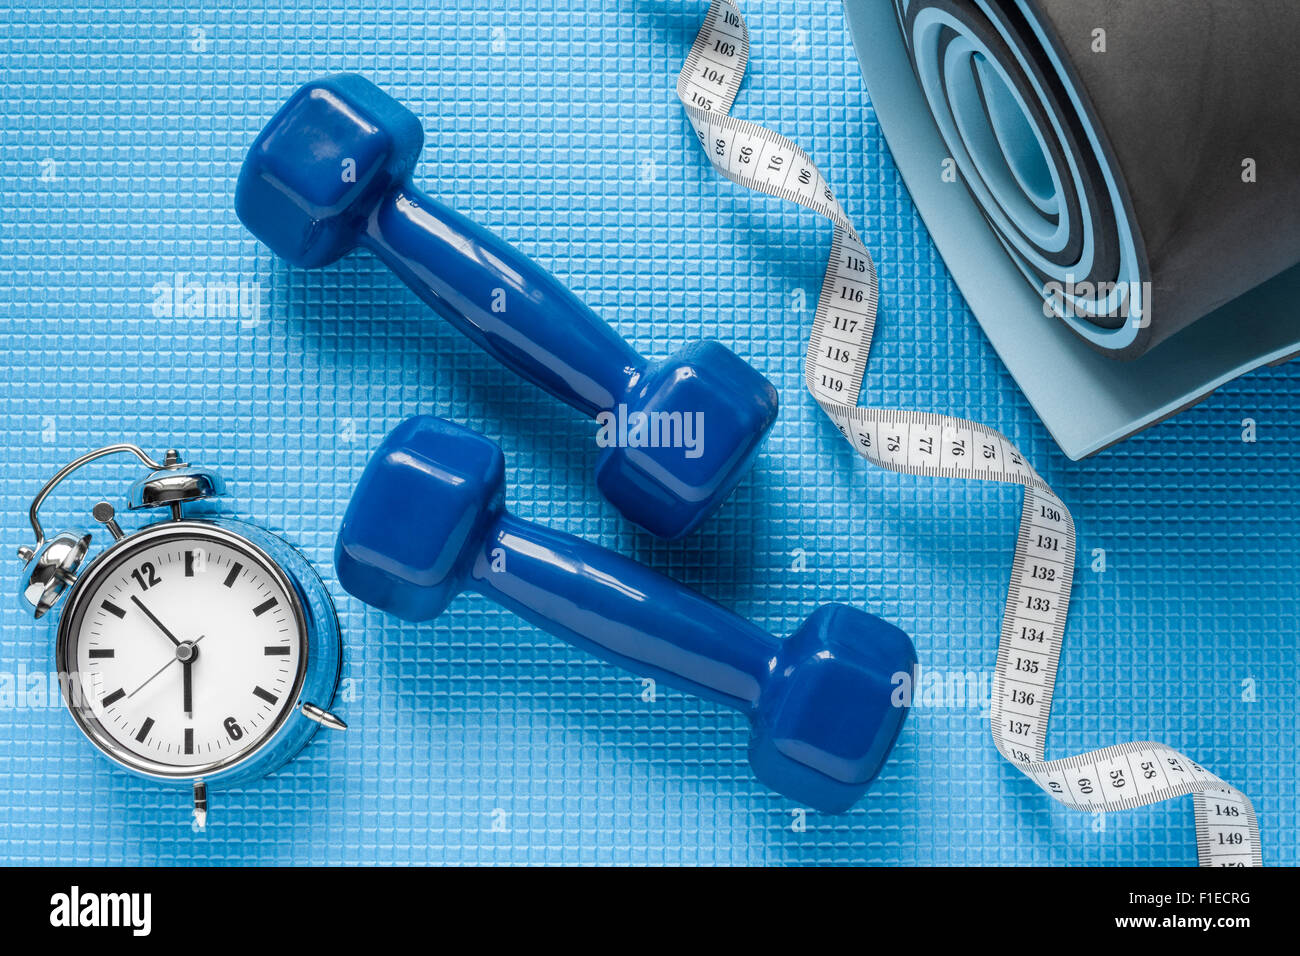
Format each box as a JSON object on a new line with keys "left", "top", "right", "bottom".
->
{"left": 674, "top": 0, "right": 1260, "bottom": 866}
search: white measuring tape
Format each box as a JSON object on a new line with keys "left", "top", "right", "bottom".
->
{"left": 675, "top": 0, "right": 1261, "bottom": 865}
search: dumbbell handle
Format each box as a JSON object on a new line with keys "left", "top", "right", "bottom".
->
{"left": 468, "top": 511, "right": 781, "bottom": 714}
{"left": 362, "top": 184, "right": 647, "bottom": 418}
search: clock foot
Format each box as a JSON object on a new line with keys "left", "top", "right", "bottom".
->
{"left": 192, "top": 779, "right": 207, "bottom": 830}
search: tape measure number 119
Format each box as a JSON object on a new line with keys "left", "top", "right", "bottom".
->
{"left": 674, "top": 0, "right": 1261, "bottom": 866}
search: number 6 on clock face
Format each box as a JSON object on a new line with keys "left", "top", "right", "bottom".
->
{"left": 61, "top": 526, "right": 306, "bottom": 775}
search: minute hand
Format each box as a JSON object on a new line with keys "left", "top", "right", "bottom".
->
{"left": 131, "top": 595, "right": 181, "bottom": 647}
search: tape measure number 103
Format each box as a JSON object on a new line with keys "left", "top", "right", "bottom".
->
{"left": 672, "top": 0, "right": 1261, "bottom": 866}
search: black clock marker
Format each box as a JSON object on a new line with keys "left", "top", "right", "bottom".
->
{"left": 102, "top": 600, "right": 126, "bottom": 619}
{"left": 102, "top": 688, "right": 126, "bottom": 707}
{"left": 264, "top": 646, "right": 290, "bottom": 656}
{"left": 252, "top": 597, "right": 278, "bottom": 617}
{"left": 184, "top": 728, "right": 194, "bottom": 755}
{"left": 253, "top": 685, "right": 279, "bottom": 705}
{"left": 88, "top": 649, "right": 114, "bottom": 659}
{"left": 223, "top": 562, "right": 243, "bottom": 588}
{"left": 135, "top": 717, "right": 155, "bottom": 743}
{"left": 184, "top": 550, "right": 195, "bottom": 576}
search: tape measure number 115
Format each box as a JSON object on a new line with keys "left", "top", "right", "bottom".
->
{"left": 673, "top": 0, "right": 1260, "bottom": 866}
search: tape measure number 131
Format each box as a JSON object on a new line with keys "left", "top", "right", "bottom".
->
{"left": 673, "top": 0, "right": 1261, "bottom": 866}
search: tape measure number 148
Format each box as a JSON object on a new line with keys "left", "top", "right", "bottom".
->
{"left": 673, "top": 0, "right": 1261, "bottom": 866}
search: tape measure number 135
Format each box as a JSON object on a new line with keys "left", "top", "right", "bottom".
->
{"left": 673, "top": 0, "right": 1260, "bottom": 866}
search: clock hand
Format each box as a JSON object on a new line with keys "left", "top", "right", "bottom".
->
{"left": 126, "top": 655, "right": 175, "bottom": 700}
{"left": 182, "top": 655, "right": 193, "bottom": 718}
{"left": 130, "top": 595, "right": 182, "bottom": 647}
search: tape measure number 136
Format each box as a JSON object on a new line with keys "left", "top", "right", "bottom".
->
{"left": 673, "top": 0, "right": 1260, "bottom": 866}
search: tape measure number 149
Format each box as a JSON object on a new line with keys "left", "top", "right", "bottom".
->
{"left": 673, "top": 0, "right": 1261, "bottom": 866}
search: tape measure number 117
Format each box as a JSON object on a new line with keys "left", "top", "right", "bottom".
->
{"left": 674, "top": 0, "right": 1261, "bottom": 866}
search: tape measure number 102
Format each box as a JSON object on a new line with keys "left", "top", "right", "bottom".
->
{"left": 673, "top": 0, "right": 1261, "bottom": 866}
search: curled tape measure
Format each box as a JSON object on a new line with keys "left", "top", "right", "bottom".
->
{"left": 675, "top": 0, "right": 1261, "bottom": 865}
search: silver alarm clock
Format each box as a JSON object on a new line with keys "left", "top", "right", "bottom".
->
{"left": 17, "top": 443, "right": 345, "bottom": 827}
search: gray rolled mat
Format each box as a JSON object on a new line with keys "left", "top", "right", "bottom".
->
{"left": 844, "top": 0, "right": 1300, "bottom": 456}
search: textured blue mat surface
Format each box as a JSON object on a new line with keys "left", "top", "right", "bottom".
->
{"left": 0, "top": 0, "right": 1295, "bottom": 866}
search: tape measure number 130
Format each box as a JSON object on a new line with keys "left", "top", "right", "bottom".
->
{"left": 673, "top": 0, "right": 1261, "bottom": 866}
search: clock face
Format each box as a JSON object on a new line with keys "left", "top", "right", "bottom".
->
{"left": 58, "top": 525, "right": 307, "bottom": 776}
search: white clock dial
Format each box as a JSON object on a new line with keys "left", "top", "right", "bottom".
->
{"left": 64, "top": 530, "right": 305, "bottom": 774}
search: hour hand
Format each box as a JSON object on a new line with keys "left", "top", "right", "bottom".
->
{"left": 178, "top": 637, "right": 201, "bottom": 717}
{"left": 181, "top": 656, "right": 193, "bottom": 717}
{"left": 131, "top": 595, "right": 181, "bottom": 647}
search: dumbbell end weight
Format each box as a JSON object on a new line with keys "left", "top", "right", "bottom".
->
{"left": 753, "top": 603, "right": 915, "bottom": 812}
{"left": 235, "top": 73, "right": 422, "bottom": 269}
{"left": 597, "top": 340, "right": 778, "bottom": 539}
{"left": 336, "top": 416, "right": 915, "bottom": 812}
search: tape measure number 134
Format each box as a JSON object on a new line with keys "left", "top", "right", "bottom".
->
{"left": 672, "top": 0, "right": 1260, "bottom": 866}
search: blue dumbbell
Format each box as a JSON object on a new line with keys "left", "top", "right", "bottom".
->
{"left": 236, "top": 74, "right": 778, "bottom": 540}
{"left": 336, "top": 416, "right": 915, "bottom": 812}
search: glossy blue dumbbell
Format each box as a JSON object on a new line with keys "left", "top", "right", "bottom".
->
{"left": 336, "top": 416, "right": 916, "bottom": 813}
{"left": 236, "top": 73, "right": 778, "bottom": 540}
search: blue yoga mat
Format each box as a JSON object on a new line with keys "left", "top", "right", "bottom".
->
{"left": 849, "top": 0, "right": 1300, "bottom": 457}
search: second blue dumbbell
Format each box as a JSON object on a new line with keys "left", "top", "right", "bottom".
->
{"left": 236, "top": 74, "right": 778, "bottom": 540}
{"left": 337, "top": 416, "right": 916, "bottom": 813}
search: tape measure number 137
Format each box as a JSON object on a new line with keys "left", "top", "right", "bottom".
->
{"left": 674, "top": 0, "right": 1261, "bottom": 866}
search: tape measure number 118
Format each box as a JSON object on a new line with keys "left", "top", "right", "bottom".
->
{"left": 673, "top": 0, "right": 1261, "bottom": 866}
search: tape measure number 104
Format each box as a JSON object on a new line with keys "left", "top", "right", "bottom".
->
{"left": 673, "top": 0, "right": 1261, "bottom": 866}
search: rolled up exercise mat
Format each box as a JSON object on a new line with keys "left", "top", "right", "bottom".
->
{"left": 843, "top": 0, "right": 1300, "bottom": 458}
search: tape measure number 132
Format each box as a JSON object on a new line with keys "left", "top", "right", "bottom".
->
{"left": 673, "top": 0, "right": 1261, "bottom": 866}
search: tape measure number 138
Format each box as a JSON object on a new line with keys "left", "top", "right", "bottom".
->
{"left": 674, "top": 0, "right": 1260, "bottom": 866}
